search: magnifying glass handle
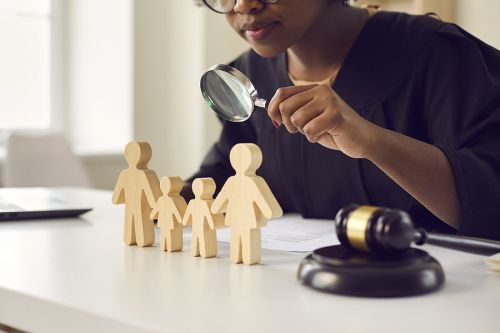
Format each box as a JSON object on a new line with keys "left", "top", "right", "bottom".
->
{"left": 255, "top": 98, "right": 268, "bottom": 109}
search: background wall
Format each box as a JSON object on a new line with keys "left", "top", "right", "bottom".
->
{"left": 67, "top": 0, "right": 132, "bottom": 152}
{"left": 455, "top": 0, "right": 500, "bottom": 49}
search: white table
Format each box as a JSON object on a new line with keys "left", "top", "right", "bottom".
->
{"left": 0, "top": 188, "right": 499, "bottom": 333}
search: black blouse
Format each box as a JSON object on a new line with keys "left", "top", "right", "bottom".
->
{"left": 187, "top": 12, "right": 500, "bottom": 240}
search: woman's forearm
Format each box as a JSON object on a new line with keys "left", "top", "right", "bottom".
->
{"left": 366, "top": 126, "right": 460, "bottom": 228}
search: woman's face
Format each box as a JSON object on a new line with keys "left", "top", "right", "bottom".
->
{"left": 225, "top": 0, "right": 329, "bottom": 57}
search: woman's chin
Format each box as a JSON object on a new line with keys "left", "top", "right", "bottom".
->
{"left": 251, "top": 44, "right": 286, "bottom": 58}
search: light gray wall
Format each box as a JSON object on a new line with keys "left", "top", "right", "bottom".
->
{"left": 67, "top": 0, "right": 132, "bottom": 152}
{"left": 455, "top": 0, "right": 500, "bottom": 49}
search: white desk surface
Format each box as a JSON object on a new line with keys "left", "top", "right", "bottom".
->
{"left": 0, "top": 188, "right": 499, "bottom": 333}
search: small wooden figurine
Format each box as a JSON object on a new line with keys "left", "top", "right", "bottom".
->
{"left": 112, "top": 141, "right": 161, "bottom": 247}
{"left": 182, "top": 178, "right": 225, "bottom": 258}
{"left": 150, "top": 176, "right": 187, "bottom": 252}
{"left": 211, "top": 143, "right": 283, "bottom": 265}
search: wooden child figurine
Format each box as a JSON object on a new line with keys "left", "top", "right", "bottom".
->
{"left": 211, "top": 143, "right": 283, "bottom": 265}
{"left": 182, "top": 178, "right": 225, "bottom": 258}
{"left": 150, "top": 176, "right": 187, "bottom": 252}
{"left": 112, "top": 141, "right": 161, "bottom": 247}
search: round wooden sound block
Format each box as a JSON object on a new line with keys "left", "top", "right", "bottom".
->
{"left": 297, "top": 245, "right": 445, "bottom": 297}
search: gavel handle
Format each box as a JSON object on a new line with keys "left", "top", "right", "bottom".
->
{"left": 417, "top": 231, "right": 500, "bottom": 256}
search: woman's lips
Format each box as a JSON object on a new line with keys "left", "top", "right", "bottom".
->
{"left": 243, "top": 22, "right": 277, "bottom": 41}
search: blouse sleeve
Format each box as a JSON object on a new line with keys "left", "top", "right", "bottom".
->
{"left": 419, "top": 24, "right": 500, "bottom": 240}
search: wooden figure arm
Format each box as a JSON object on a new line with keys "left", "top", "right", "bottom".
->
{"left": 172, "top": 198, "right": 188, "bottom": 223}
{"left": 206, "top": 215, "right": 215, "bottom": 230}
{"left": 203, "top": 203, "right": 216, "bottom": 230}
{"left": 212, "top": 212, "right": 225, "bottom": 229}
{"left": 252, "top": 178, "right": 283, "bottom": 219}
{"left": 182, "top": 204, "right": 193, "bottom": 226}
{"left": 111, "top": 171, "right": 126, "bottom": 204}
{"left": 142, "top": 172, "right": 161, "bottom": 209}
{"left": 211, "top": 179, "right": 231, "bottom": 214}
{"left": 172, "top": 206, "right": 182, "bottom": 224}
{"left": 150, "top": 199, "right": 160, "bottom": 220}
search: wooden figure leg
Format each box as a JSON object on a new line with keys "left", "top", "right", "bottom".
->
{"left": 242, "top": 228, "right": 261, "bottom": 265}
{"left": 168, "top": 228, "right": 183, "bottom": 252}
{"left": 124, "top": 209, "right": 136, "bottom": 245}
{"left": 192, "top": 234, "right": 200, "bottom": 257}
{"left": 200, "top": 229, "right": 217, "bottom": 258}
{"left": 230, "top": 230, "right": 242, "bottom": 264}
{"left": 160, "top": 230, "right": 168, "bottom": 252}
{"left": 136, "top": 207, "right": 154, "bottom": 247}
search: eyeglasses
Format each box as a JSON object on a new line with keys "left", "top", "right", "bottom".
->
{"left": 202, "top": 0, "right": 279, "bottom": 14}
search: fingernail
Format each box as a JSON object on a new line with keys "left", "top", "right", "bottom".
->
{"left": 272, "top": 120, "right": 280, "bottom": 128}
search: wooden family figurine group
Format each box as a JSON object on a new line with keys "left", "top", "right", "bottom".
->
{"left": 112, "top": 141, "right": 283, "bottom": 265}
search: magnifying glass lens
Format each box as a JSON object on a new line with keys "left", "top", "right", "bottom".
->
{"left": 201, "top": 70, "right": 254, "bottom": 122}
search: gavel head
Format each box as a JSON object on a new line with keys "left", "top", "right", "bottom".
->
{"left": 335, "top": 205, "right": 416, "bottom": 254}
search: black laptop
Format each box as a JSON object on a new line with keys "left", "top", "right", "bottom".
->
{"left": 0, "top": 188, "right": 92, "bottom": 221}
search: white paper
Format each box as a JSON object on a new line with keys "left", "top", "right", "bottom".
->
{"left": 184, "top": 214, "right": 339, "bottom": 252}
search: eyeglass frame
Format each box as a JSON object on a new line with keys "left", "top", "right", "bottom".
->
{"left": 202, "top": 0, "right": 280, "bottom": 14}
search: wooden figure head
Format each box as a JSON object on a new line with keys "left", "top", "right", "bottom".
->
{"left": 229, "top": 143, "right": 262, "bottom": 175}
{"left": 192, "top": 178, "right": 216, "bottom": 199}
{"left": 160, "top": 176, "right": 184, "bottom": 197}
{"left": 124, "top": 141, "right": 152, "bottom": 170}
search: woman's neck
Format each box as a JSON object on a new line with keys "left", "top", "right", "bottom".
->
{"left": 287, "top": 5, "right": 369, "bottom": 82}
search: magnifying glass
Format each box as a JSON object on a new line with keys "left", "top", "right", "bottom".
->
{"left": 200, "top": 64, "right": 268, "bottom": 122}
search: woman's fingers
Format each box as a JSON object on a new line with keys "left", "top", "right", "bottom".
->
{"left": 288, "top": 98, "right": 325, "bottom": 134}
{"left": 316, "top": 133, "right": 340, "bottom": 150}
{"left": 267, "top": 84, "right": 371, "bottom": 156}
{"left": 302, "top": 109, "right": 344, "bottom": 143}
{"left": 268, "top": 85, "right": 350, "bottom": 150}
{"left": 278, "top": 91, "right": 317, "bottom": 133}
{"left": 268, "top": 84, "right": 318, "bottom": 127}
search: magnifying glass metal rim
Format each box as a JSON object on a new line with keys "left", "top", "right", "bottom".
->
{"left": 200, "top": 64, "right": 259, "bottom": 122}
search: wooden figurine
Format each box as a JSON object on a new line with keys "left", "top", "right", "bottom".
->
{"left": 150, "top": 176, "right": 187, "bottom": 252}
{"left": 211, "top": 143, "right": 283, "bottom": 265}
{"left": 112, "top": 141, "right": 161, "bottom": 247}
{"left": 182, "top": 178, "right": 225, "bottom": 258}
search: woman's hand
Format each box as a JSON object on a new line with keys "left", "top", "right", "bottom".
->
{"left": 268, "top": 84, "right": 460, "bottom": 227}
{"left": 268, "top": 84, "right": 378, "bottom": 159}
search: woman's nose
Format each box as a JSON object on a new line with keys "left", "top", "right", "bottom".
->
{"left": 233, "top": 0, "right": 265, "bottom": 14}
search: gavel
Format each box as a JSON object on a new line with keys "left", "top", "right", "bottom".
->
{"left": 335, "top": 205, "right": 500, "bottom": 256}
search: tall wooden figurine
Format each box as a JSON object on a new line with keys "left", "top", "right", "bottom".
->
{"left": 151, "top": 176, "right": 187, "bottom": 252}
{"left": 112, "top": 141, "right": 161, "bottom": 247}
{"left": 182, "top": 178, "right": 225, "bottom": 258}
{"left": 211, "top": 143, "right": 283, "bottom": 265}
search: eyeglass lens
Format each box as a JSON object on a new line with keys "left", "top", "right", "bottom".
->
{"left": 203, "top": 0, "right": 279, "bottom": 14}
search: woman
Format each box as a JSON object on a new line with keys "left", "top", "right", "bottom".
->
{"left": 187, "top": 0, "right": 500, "bottom": 240}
